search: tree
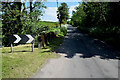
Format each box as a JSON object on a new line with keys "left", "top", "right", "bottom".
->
{"left": 57, "top": 2, "right": 69, "bottom": 27}
{"left": 70, "top": 2, "right": 120, "bottom": 50}
{"left": 71, "top": 2, "right": 86, "bottom": 27}
{"left": 26, "top": 1, "right": 46, "bottom": 33}
{"left": 2, "top": 1, "right": 46, "bottom": 46}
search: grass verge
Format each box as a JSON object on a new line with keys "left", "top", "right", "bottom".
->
{"left": 2, "top": 37, "right": 63, "bottom": 78}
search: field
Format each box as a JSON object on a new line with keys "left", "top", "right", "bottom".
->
{"left": 39, "top": 21, "right": 59, "bottom": 26}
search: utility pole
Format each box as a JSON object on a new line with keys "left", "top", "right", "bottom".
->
{"left": 57, "top": 0, "right": 58, "bottom": 8}
{"left": 56, "top": 0, "right": 61, "bottom": 27}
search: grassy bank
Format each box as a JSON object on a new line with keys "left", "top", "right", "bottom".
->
{"left": 2, "top": 37, "right": 64, "bottom": 78}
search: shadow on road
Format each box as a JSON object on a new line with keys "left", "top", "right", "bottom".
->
{"left": 56, "top": 25, "right": 120, "bottom": 60}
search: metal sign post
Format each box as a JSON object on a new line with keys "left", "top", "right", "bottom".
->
{"left": 32, "top": 43, "right": 34, "bottom": 52}
{"left": 11, "top": 44, "right": 13, "bottom": 52}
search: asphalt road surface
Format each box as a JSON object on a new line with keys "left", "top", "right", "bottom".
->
{"left": 32, "top": 24, "right": 119, "bottom": 78}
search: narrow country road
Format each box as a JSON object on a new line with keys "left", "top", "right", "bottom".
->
{"left": 32, "top": 24, "right": 119, "bottom": 78}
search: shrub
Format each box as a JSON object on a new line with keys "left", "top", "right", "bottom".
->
{"left": 89, "top": 27, "right": 103, "bottom": 36}
{"left": 60, "top": 24, "right": 68, "bottom": 36}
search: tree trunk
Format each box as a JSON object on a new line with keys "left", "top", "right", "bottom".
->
{"left": 30, "top": 0, "right": 33, "bottom": 19}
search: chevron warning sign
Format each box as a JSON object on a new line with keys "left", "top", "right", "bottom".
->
{"left": 9, "top": 34, "right": 35, "bottom": 52}
{"left": 9, "top": 35, "right": 35, "bottom": 44}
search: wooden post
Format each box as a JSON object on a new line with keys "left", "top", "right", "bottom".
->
{"left": 32, "top": 43, "right": 34, "bottom": 52}
{"left": 11, "top": 44, "right": 13, "bottom": 52}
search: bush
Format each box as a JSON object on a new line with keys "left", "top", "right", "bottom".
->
{"left": 34, "top": 24, "right": 68, "bottom": 47}
{"left": 60, "top": 24, "right": 68, "bottom": 36}
{"left": 47, "top": 24, "right": 68, "bottom": 37}
{"left": 89, "top": 27, "right": 103, "bottom": 36}
{"left": 77, "top": 26, "right": 89, "bottom": 33}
